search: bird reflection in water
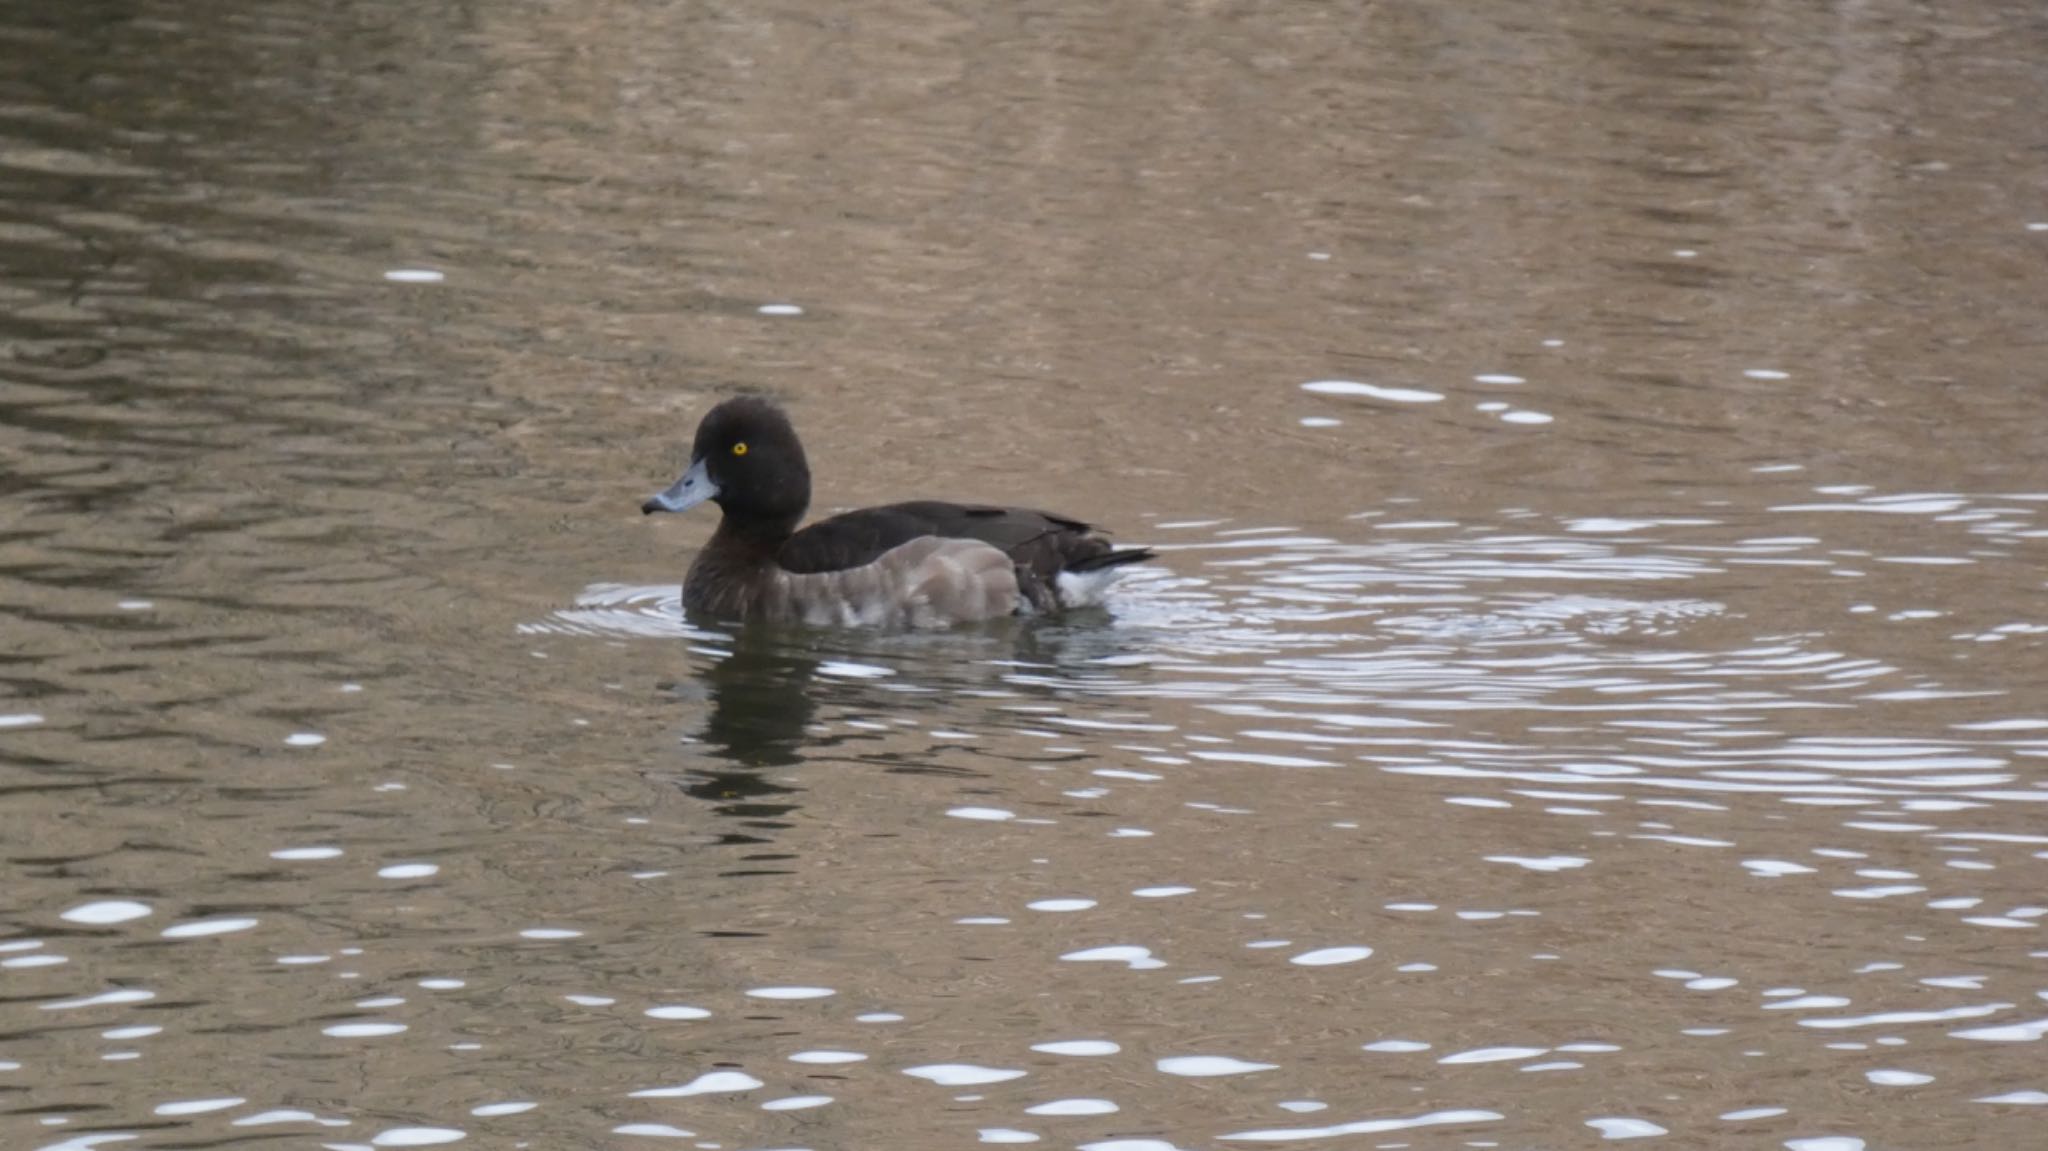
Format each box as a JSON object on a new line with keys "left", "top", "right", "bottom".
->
{"left": 664, "top": 616, "right": 1156, "bottom": 866}
{"left": 660, "top": 632, "right": 818, "bottom": 867}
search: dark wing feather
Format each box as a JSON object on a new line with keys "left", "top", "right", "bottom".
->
{"left": 778, "top": 500, "right": 1144, "bottom": 584}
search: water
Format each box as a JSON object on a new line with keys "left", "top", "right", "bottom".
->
{"left": 5, "top": 1, "right": 2048, "bottom": 1149}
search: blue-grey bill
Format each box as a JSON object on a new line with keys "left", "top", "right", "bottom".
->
{"left": 642, "top": 458, "right": 717, "bottom": 514}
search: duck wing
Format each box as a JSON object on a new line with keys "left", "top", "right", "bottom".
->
{"left": 779, "top": 500, "right": 1146, "bottom": 584}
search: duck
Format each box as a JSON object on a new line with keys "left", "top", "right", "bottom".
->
{"left": 641, "top": 396, "right": 1154, "bottom": 627}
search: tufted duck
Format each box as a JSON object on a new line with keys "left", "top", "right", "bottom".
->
{"left": 642, "top": 397, "right": 1153, "bottom": 627}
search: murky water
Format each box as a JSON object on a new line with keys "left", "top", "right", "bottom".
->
{"left": 6, "top": 2, "right": 2048, "bottom": 1149}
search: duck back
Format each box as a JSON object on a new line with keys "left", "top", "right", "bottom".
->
{"left": 777, "top": 500, "right": 1153, "bottom": 610}
{"left": 779, "top": 500, "right": 1145, "bottom": 585}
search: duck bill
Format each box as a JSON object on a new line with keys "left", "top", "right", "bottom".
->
{"left": 642, "top": 458, "right": 718, "bottom": 515}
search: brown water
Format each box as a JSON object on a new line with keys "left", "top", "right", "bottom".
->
{"left": 4, "top": 2, "right": 2048, "bottom": 1149}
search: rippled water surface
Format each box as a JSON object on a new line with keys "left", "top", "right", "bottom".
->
{"left": 6, "top": 2, "right": 2048, "bottom": 1149}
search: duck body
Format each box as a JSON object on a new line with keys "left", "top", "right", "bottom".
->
{"left": 643, "top": 397, "right": 1152, "bottom": 628}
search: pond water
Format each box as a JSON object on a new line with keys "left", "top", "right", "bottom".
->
{"left": 3, "top": 2, "right": 2047, "bottom": 1150}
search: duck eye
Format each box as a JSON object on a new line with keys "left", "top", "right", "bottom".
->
{"left": 731, "top": 442, "right": 749, "bottom": 456}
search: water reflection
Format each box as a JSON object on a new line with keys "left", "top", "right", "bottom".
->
{"left": 8, "top": 0, "right": 2048, "bottom": 1147}
{"left": 479, "top": 494, "right": 2048, "bottom": 1143}
{"left": 12, "top": 481, "right": 2048, "bottom": 1148}
{"left": 682, "top": 630, "right": 817, "bottom": 774}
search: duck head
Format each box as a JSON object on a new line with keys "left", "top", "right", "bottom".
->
{"left": 642, "top": 396, "right": 812, "bottom": 534}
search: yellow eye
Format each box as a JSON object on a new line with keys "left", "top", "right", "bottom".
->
{"left": 732, "top": 442, "right": 749, "bottom": 456}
